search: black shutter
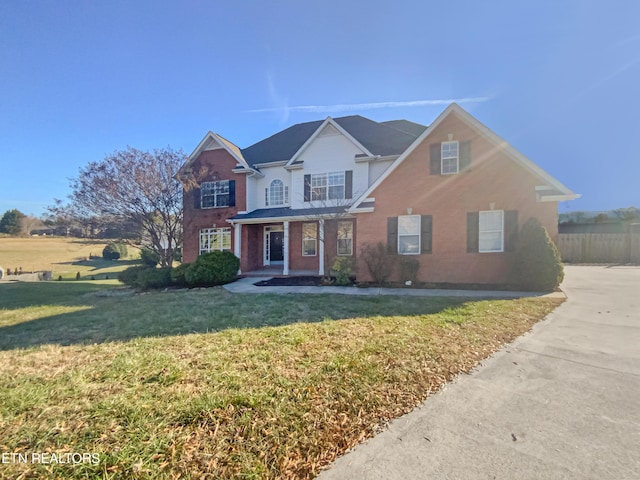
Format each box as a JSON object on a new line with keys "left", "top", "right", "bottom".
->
{"left": 228, "top": 180, "right": 236, "bottom": 207}
{"left": 194, "top": 187, "right": 201, "bottom": 209}
{"left": 504, "top": 210, "right": 518, "bottom": 252}
{"left": 420, "top": 215, "right": 433, "bottom": 254}
{"left": 304, "top": 174, "right": 311, "bottom": 202}
{"left": 460, "top": 140, "right": 472, "bottom": 172}
{"left": 467, "top": 212, "right": 479, "bottom": 253}
{"left": 387, "top": 217, "right": 398, "bottom": 254}
{"left": 430, "top": 143, "right": 441, "bottom": 175}
{"left": 345, "top": 170, "right": 353, "bottom": 199}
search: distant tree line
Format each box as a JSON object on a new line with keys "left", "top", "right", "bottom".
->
{"left": 559, "top": 207, "right": 640, "bottom": 225}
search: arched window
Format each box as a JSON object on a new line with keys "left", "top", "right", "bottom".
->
{"left": 266, "top": 179, "right": 288, "bottom": 206}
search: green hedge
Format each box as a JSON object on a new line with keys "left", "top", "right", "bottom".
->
{"left": 118, "top": 253, "right": 238, "bottom": 290}
{"left": 509, "top": 217, "right": 564, "bottom": 292}
{"left": 184, "top": 251, "right": 239, "bottom": 287}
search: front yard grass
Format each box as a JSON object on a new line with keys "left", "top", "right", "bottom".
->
{"left": 0, "top": 282, "right": 563, "bottom": 479}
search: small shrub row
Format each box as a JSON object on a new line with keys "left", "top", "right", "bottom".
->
{"left": 118, "top": 251, "right": 239, "bottom": 290}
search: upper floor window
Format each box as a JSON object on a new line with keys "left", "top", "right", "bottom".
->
{"left": 266, "top": 179, "right": 289, "bottom": 206}
{"left": 441, "top": 141, "right": 459, "bottom": 175}
{"left": 201, "top": 180, "right": 229, "bottom": 208}
{"left": 311, "top": 172, "right": 344, "bottom": 201}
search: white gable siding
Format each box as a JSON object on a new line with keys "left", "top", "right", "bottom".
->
{"left": 368, "top": 159, "right": 395, "bottom": 186}
{"left": 255, "top": 166, "right": 291, "bottom": 209}
{"left": 290, "top": 133, "right": 368, "bottom": 209}
{"left": 246, "top": 175, "right": 258, "bottom": 212}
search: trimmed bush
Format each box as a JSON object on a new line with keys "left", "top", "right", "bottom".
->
{"left": 102, "top": 243, "right": 121, "bottom": 260}
{"left": 184, "top": 251, "right": 239, "bottom": 287}
{"left": 137, "top": 267, "right": 172, "bottom": 290}
{"left": 139, "top": 247, "right": 160, "bottom": 267}
{"left": 103, "top": 242, "right": 127, "bottom": 260}
{"left": 170, "top": 263, "right": 190, "bottom": 287}
{"left": 331, "top": 256, "right": 355, "bottom": 286}
{"left": 118, "top": 266, "right": 150, "bottom": 287}
{"left": 509, "top": 217, "right": 564, "bottom": 292}
{"left": 360, "top": 242, "right": 395, "bottom": 285}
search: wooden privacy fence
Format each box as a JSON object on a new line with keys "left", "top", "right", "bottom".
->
{"left": 558, "top": 233, "right": 640, "bottom": 264}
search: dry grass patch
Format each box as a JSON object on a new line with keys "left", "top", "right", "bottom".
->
{"left": 0, "top": 283, "right": 562, "bottom": 479}
{"left": 0, "top": 236, "right": 139, "bottom": 279}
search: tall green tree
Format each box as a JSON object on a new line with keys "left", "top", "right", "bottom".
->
{"left": 0, "top": 209, "right": 26, "bottom": 235}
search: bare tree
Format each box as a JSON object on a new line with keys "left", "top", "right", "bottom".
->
{"left": 68, "top": 146, "right": 185, "bottom": 267}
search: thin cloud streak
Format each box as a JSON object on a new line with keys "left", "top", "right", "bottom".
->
{"left": 247, "top": 97, "right": 492, "bottom": 114}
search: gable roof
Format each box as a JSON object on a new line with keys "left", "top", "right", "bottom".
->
{"left": 241, "top": 115, "right": 425, "bottom": 168}
{"left": 177, "top": 131, "right": 255, "bottom": 177}
{"left": 380, "top": 119, "right": 428, "bottom": 137}
{"left": 350, "top": 103, "right": 579, "bottom": 211}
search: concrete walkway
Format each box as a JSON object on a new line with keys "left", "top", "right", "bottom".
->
{"left": 224, "top": 276, "right": 563, "bottom": 299}
{"left": 317, "top": 265, "right": 640, "bottom": 480}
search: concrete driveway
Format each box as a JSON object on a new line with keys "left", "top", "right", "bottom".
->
{"left": 319, "top": 266, "right": 640, "bottom": 480}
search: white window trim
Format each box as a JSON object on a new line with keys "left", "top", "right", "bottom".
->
{"left": 302, "top": 222, "right": 317, "bottom": 256}
{"left": 310, "top": 171, "right": 345, "bottom": 201}
{"left": 201, "top": 180, "right": 230, "bottom": 209}
{"left": 479, "top": 210, "right": 504, "bottom": 253}
{"left": 266, "top": 179, "right": 288, "bottom": 207}
{"left": 397, "top": 214, "right": 421, "bottom": 255}
{"left": 337, "top": 221, "right": 353, "bottom": 256}
{"left": 441, "top": 141, "right": 459, "bottom": 175}
{"left": 199, "top": 227, "right": 232, "bottom": 254}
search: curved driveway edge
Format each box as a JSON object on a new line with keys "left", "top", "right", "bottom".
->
{"left": 317, "top": 266, "right": 640, "bottom": 480}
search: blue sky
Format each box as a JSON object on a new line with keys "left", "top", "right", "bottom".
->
{"left": 1, "top": 1, "right": 639, "bottom": 217}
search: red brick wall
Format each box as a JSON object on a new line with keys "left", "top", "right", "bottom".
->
{"left": 182, "top": 150, "right": 246, "bottom": 263}
{"left": 356, "top": 112, "right": 559, "bottom": 285}
{"left": 289, "top": 221, "right": 319, "bottom": 271}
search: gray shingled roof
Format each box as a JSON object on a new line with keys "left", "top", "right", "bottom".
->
{"left": 240, "top": 115, "right": 426, "bottom": 168}
{"left": 230, "top": 206, "right": 348, "bottom": 221}
{"left": 381, "top": 120, "right": 428, "bottom": 137}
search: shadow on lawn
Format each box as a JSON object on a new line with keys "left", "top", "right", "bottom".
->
{"left": 0, "top": 282, "right": 468, "bottom": 351}
{"left": 54, "top": 258, "right": 141, "bottom": 270}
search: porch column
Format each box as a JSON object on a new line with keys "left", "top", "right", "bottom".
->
{"left": 234, "top": 223, "right": 242, "bottom": 274}
{"left": 318, "top": 219, "right": 325, "bottom": 276}
{"left": 283, "top": 221, "right": 290, "bottom": 276}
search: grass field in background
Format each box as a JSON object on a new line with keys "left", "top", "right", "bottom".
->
{"left": 0, "top": 236, "right": 139, "bottom": 279}
{"left": 0, "top": 279, "right": 563, "bottom": 479}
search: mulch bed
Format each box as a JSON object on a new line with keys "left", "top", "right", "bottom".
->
{"left": 254, "top": 276, "right": 325, "bottom": 287}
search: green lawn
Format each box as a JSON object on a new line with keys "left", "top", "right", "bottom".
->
{"left": 0, "top": 281, "right": 562, "bottom": 479}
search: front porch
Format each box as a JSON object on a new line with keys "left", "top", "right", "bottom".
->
{"left": 242, "top": 266, "right": 319, "bottom": 278}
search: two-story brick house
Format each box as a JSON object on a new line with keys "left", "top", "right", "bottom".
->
{"left": 177, "top": 103, "right": 578, "bottom": 285}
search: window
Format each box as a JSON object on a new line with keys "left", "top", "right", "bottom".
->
{"left": 302, "top": 223, "right": 317, "bottom": 256}
{"left": 337, "top": 221, "right": 353, "bottom": 255}
{"left": 441, "top": 141, "right": 459, "bottom": 175}
{"left": 266, "top": 179, "right": 288, "bottom": 206}
{"left": 199, "top": 227, "right": 231, "bottom": 254}
{"left": 479, "top": 210, "right": 504, "bottom": 253}
{"left": 201, "top": 180, "right": 229, "bottom": 208}
{"left": 310, "top": 172, "right": 345, "bottom": 201}
{"left": 398, "top": 215, "right": 420, "bottom": 255}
